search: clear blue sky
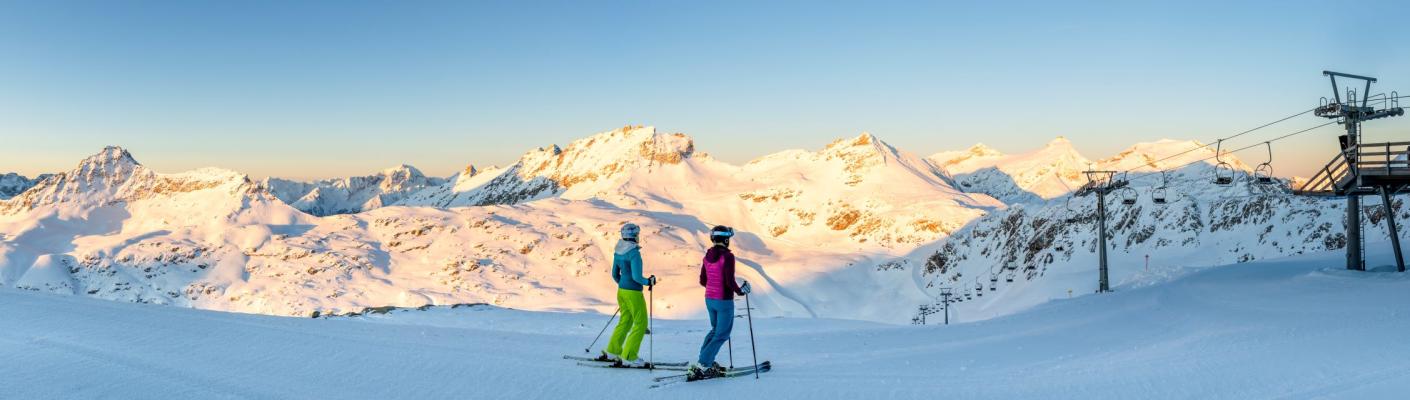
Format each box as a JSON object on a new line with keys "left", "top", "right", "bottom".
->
{"left": 2, "top": 0, "right": 1407, "bottom": 180}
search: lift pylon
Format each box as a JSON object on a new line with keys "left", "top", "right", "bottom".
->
{"left": 1072, "top": 169, "right": 1127, "bottom": 292}
{"left": 1299, "top": 70, "right": 1407, "bottom": 272}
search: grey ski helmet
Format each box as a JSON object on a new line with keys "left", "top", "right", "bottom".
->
{"left": 621, "top": 223, "right": 640, "bottom": 239}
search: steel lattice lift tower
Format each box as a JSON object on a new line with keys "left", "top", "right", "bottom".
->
{"left": 1296, "top": 71, "right": 1407, "bottom": 271}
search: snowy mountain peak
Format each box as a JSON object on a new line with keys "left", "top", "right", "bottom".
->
{"left": 394, "top": 125, "right": 698, "bottom": 208}
{"left": 260, "top": 163, "right": 446, "bottom": 216}
{"left": 380, "top": 164, "right": 423, "bottom": 177}
{"left": 937, "top": 136, "right": 1093, "bottom": 203}
{"left": 1034, "top": 137, "right": 1083, "bottom": 158}
{"left": 75, "top": 146, "right": 141, "bottom": 179}
{"left": 826, "top": 131, "right": 886, "bottom": 151}
{"left": 510, "top": 125, "right": 695, "bottom": 187}
{"left": 0, "top": 147, "right": 262, "bottom": 215}
{"left": 461, "top": 164, "right": 479, "bottom": 178}
{"left": 930, "top": 143, "right": 1005, "bottom": 169}
{"left": 821, "top": 132, "right": 906, "bottom": 165}
{"left": 968, "top": 143, "right": 1001, "bottom": 156}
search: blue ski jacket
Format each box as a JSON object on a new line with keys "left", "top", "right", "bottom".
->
{"left": 612, "top": 240, "right": 651, "bottom": 291}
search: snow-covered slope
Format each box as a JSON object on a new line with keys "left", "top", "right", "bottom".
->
{"left": 4, "top": 247, "right": 1408, "bottom": 399}
{"left": 0, "top": 172, "right": 50, "bottom": 200}
{"left": 262, "top": 165, "right": 447, "bottom": 216}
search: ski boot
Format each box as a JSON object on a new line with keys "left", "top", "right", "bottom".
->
{"left": 620, "top": 358, "right": 651, "bottom": 368}
{"left": 594, "top": 350, "right": 621, "bottom": 363}
{"left": 686, "top": 362, "right": 724, "bottom": 381}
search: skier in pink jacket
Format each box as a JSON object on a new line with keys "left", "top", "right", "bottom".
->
{"left": 687, "top": 225, "right": 750, "bottom": 379}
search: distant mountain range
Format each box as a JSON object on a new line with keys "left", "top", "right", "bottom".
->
{"left": 0, "top": 125, "right": 1402, "bottom": 323}
{"left": 0, "top": 172, "right": 52, "bottom": 200}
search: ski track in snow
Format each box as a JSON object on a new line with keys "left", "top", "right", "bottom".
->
{"left": 3, "top": 248, "right": 1409, "bottom": 399}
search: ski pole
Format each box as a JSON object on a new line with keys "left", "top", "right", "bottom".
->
{"left": 648, "top": 283, "right": 654, "bottom": 369}
{"left": 586, "top": 307, "right": 619, "bottom": 353}
{"left": 745, "top": 292, "right": 759, "bottom": 379}
{"left": 728, "top": 338, "right": 734, "bottom": 369}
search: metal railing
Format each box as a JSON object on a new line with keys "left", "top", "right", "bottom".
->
{"left": 1297, "top": 141, "right": 1410, "bottom": 194}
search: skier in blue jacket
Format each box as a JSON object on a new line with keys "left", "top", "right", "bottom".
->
{"left": 596, "top": 223, "right": 656, "bottom": 367}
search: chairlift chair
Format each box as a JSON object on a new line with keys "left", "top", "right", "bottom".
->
{"left": 1213, "top": 139, "right": 1235, "bottom": 186}
{"left": 1120, "top": 187, "right": 1138, "bottom": 205}
{"left": 1151, "top": 171, "right": 1170, "bottom": 204}
{"left": 1253, "top": 142, "right": 1275, "bottom": 185}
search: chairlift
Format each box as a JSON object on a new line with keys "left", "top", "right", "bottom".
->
{"left": 1212, "top": 139, "right": 1235, "bottom": 185}
{"left": 1151, "top": 171, "right": 1170, "bottom": 204}
{"left": 1253, "top": 142, "right": 1275, "bottom": 185}
{"left": 1062, "top": 196, "right": 1085, "bottom": 224}
{"left": 1119, "top": 186, "right": 1139, "bottom": 205}
{"left": 1005, "top": 272, "right": 1015, "bottom": 283}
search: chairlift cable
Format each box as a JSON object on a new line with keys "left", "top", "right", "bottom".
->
{"left": 1119, "top": 107, "right": 1318, "bottom": 175}
{"left": 1115, "top": 121, "right": 1339, "bottom": 187}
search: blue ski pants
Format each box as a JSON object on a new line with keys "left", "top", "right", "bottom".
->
{"left": 697, "top": 298, "right": 735, "bottom": 365}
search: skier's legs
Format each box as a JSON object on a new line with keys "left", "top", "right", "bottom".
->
{"left": 696, "top": 299, "right": 734, "bottom": 365}
{"left": 698, "top": 300, "right": 719, "bottom": 355}
{"left": 605, "top": 289, "right": 637, "bottom": 357}
{"left": 619, "top": 289, "right": 648, "bottom": 360}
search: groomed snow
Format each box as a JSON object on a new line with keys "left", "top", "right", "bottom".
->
{"left": 4, "top": 248, "right": 1408, "bottom": 399}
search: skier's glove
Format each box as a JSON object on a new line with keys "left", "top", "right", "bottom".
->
{"left": 738, "top": 280, "right": 751, "bottom": 295}
{"left": 648, "top": 275, "right": 657, "bottom": 286}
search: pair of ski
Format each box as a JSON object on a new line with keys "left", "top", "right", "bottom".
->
{"left": 649, "top": 361, "right": 771, "bottom": 388}
{"left": 563, "top": 354, "right": 691, "bottom": 371}
{"left": 564, "top": 355, "right": 771, "bottom": 387}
